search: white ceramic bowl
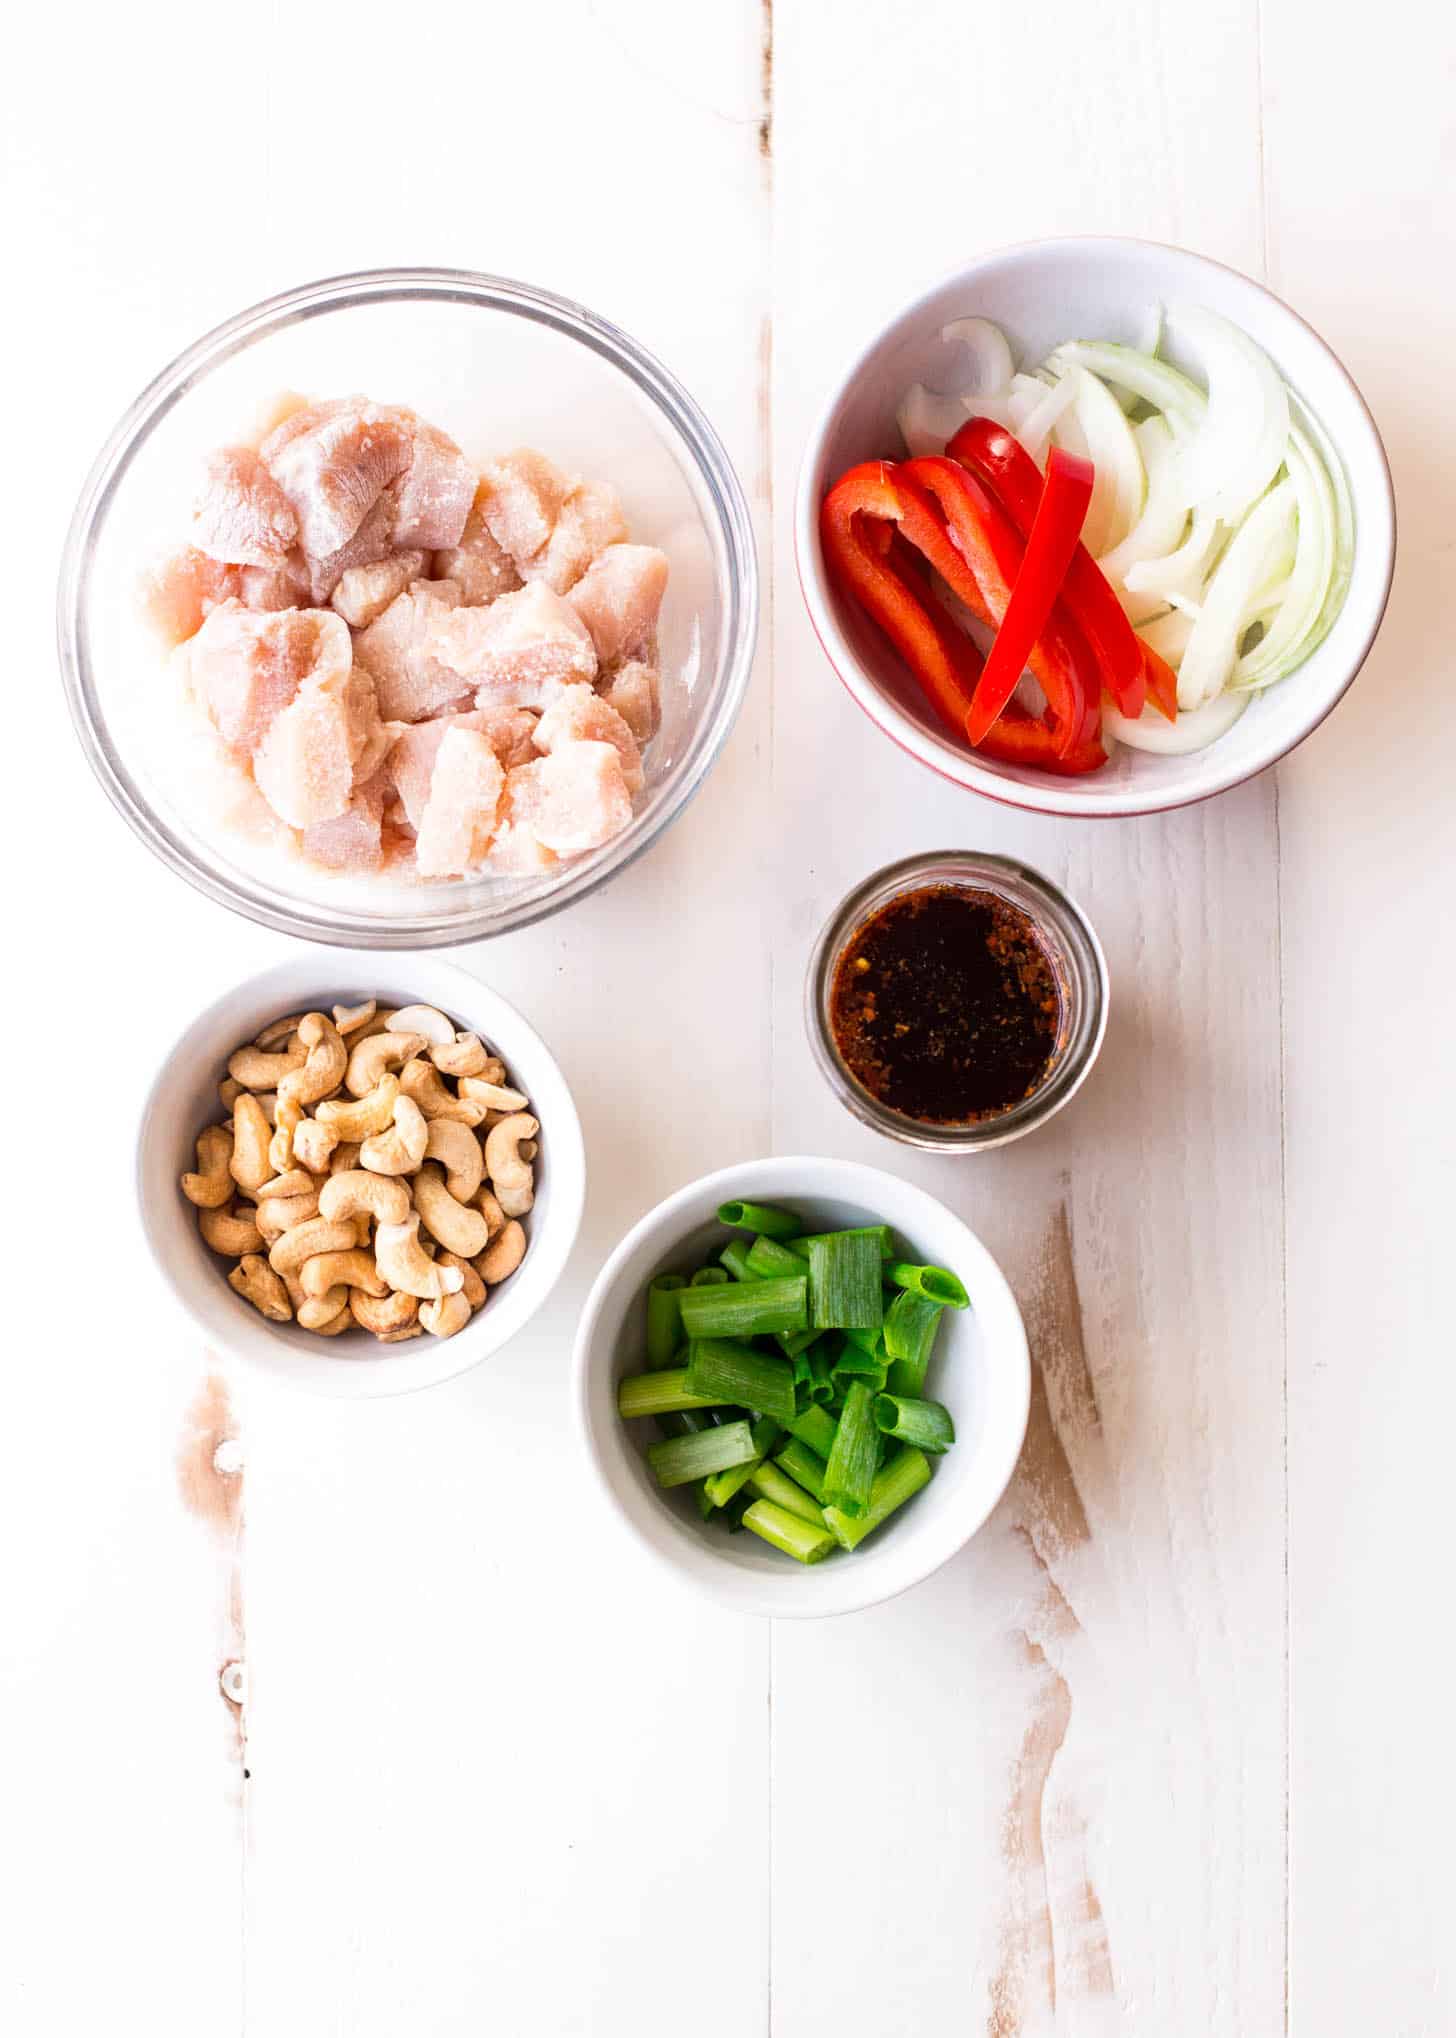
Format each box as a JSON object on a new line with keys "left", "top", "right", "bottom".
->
{"left": 795, "top": 237, "right": 1396, "bottom": 817}
{"left": 572, "top": 1157, "right": 1030, "bottom": 1618}
{"left": 139, "top": 949, "right": 584, "bottom": 1397}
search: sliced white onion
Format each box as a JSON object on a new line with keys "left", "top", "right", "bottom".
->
{"left": 940, "top": 317, "right": 1015, "bottom": 396}
{"left": 1104, "top": 688, "right": 1249, "bottom": 753}
{"left": 1124, "top": 507, "right": 1222, "bottom": 602}
{"left": 1097, "top": 416, "right": 1188, "bottom": 587}
{"left": 1135, "top": 302, "right": 1165, "bottom": 358}
{"left": 1136, "top": 608, "right": 1194, "bottom": 666}
{"left": 1048, "top": 341, "right": 1206, "bottom": 424}
{"left": 1015, "top": 373, "right": 1079, "bottom": 463}
{"left": 898, "top": 384, "right": 971, "bottom": 457}
{"left": 1177, "top": 479, "right": 1298, "bottom": 709}
{"left": 1058, "top": 366, "right": 1144, "bottom": 555}
{"left": 1163, "top": 306, "right": 1290, "bottom": 523}
{"left": 1231, "top": 423, "right": 1335, "bottom": 690}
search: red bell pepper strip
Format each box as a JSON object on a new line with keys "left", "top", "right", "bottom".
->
{"left": 947, "top": 415, "right": 1147, "bottom": 720}
{"left": 977, "top": 705, "right": 1108, "bottom": 776}
{"left": 1141, "top": 640, "right": 1180, "bottom": 723}
{"left": 897, "top": 456, "right": 1100, "bottom": 757}
{"left": 963, "top": 447, "right": 1093, "bottom": 746}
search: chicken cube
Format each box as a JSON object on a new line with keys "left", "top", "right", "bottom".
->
{"left": 520, "top": 480, "right": 628, "bottom": 594}
{"left": 414, "top": 728, "right": 505, "bottom": 877}
{"left": 428, "top": 581, "right": 597, "bottom": 709}
{"left": 432, "top": 481, "right": 523, "bottom": 604}
{"left": 530, "top": 740, "right": 633, "bottom": 854}
{"left": 330, "top": 550, "right": 427, "bottom": 628}
{"left": 392, "top": 419, "right": 475, "bottom": 551}
{"left": 354, "top": 579, "right": 470, "bottom": 722}
{"left": 239, "top": 553, "right": 311, "bottom": 613}
{"left": 261, "top": 398, "right": 414, "bottom": 559}
{"left": 478, "top": 449, "right": 573, "bottom": 566}
{"left": 139, "top": 547, "right": 240, "bottom": 646}
{"left": 192, "top": 447, "right": 299, "bottom": 567}
{"left": 600, "top": 660, "right": 660, "bottom": 745}
{"left": 567, "top": 544, "right": 669, "bottom": 667}
{"left": 187, "top": 602, "right": 346, "bottom": 756}
{"left": 533, "top": 682, "right": 644, "bottom": 795}
{"left": 301, "top": 768, "right": 388, "bottom": 873}
{"left": 253, "top": 654, "right": 380, "bottom": 830}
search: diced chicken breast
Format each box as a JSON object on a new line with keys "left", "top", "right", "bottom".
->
{"left": 191, "top": 447, "right": 298, "bottom": 567}
{"left": 304, "top": 491, "right": 398, "bottom": 603}
{"left": 187, "top": 601, "right": 346, "bottom": 756}
{"left": 519, "top": 480, "right": 628, "bottom": 594}
{"left": 392, "top": 419, "right": 475, "bottom": 551}
{"left": 262, "top": 399, "right": 413, "bottom": 558}
{"left": 301, "top": 768, "right": 388, "bottom": 872}
{"left": 487, "top": 763, "right": 559, "bottom": 875}
{"left": 238, "top": 552, "right": 311, "bottom": 612}
{"left": 432, "top": 481, "right": 523, "bottom": 603}
{"left": 330, "top": 549, "right": 427, "bottom": 628}
{"left": 414, "top": 728, "right": 505, "bottom": 877}
{"left": 354, "top": 579, "right": 470, "bottom": 722}
{"left": 429, "top": 581, "right": 597, "bottom": 708}
{"left": 253, "top": 653, "right": 379, "bottom": 830}
{"left": 387, "top": 705, "right": 536, "bottom": 832}
{"left": 533, "top": 682, "right": 644, "bottom": 795}
{"left": 139, "top": 547, "right": 240, "bottom": 646}
{"left": 530, "top": 740, "right": 633, "bottom": 855}
{"left": 478, "top": 449, "right": 573, "bottom": 566}
{"left": 566, "top": 544, "right": 669, "bottom": 667}
{"left": 474, "top": 704, "right": 540, "bottom": 772}
{"left": 600, "top": 660, "right": 660, "bottom": 745}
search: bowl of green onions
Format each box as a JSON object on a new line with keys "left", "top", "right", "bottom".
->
{"left": 572, "top": 1156, "right": 1030, "bottom": 1618}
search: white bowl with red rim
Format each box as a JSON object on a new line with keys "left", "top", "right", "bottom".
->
{"left": 794, "top": 237, "right": 1396, "bottom": 817}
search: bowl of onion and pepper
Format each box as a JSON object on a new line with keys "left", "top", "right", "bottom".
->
{"left": 795, "top": 238, "right": 1395, "bottom": 816}
{"left": 572, "top": 1158, "right": 1029, "bottom": 1618}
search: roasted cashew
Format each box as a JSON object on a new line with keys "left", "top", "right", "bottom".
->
{"left": 256, "top": 1190, "right": 320, "bottom": 1235}
{"left": 219, "top": 1077, "right": 243, "bottom": 1112}
{"left": 350, "top": 1288, "right": 419, "bottom": 1336}
{"left": 459, "top": 1075, "right": 530, "bottom": 1114}
{"left": 301, "top": 1249, "right": 387, "bottom": 1300}
{"left": 474, "top": 1218, "right": 526, "bottom": 1285}
{"left": 420, "top": 1290, "right": 473, "bottom": 1339}
{"left": 229, "top": 1094, "right": 274, "bottom": 1194}
{"left": 377, "top": 1321, "right": 424, "bottom": 1343}
{"left": 359, "top": 1094, "right": 429, "bottom": 1176}
{"left": 291, "top": 1117, "right": 338, "bottom": 1174}
{"left": 181, "top": 1125, "right": 234, "bottom": 1209}
{"left": 269, "top": 1095, "right": 304, "bottom": 1174}
{"left": 332, "top": 999, "right": 377, "bottom": 1036}
{"left": 472, "top": 1186, "right": 507, "bottom": 1241}
{"left": 328, "top": 1138, "right": 362, "bottom": 1174}
{"left": 279, "top": 1012, "right": 348, "bottom": 1108}
{"left": 227, "top": 1039, "right": 307, "bottom": 1091}
{"left": 254, "top": 1093, "right": 279, "bottom": 1126}
{"left": 318, "top": 1169, "right": 410, "bottom": 1229}
{"left": 316, "top": 1074, "right": 399, "bottom": 1142}
{"left": 254, "top": 1012, "right": 304, "bottom": 1050}
{"left": 484, "top": 1113, "right": 538, "bottom": 1217}
{"left": 228, "top": 1254, "right": 292, "bottom": 1321}
{"left": 298, "top": 1285, "right": 350, "bottom": 1330}
{"left": 345, "top": 1030, "right": 428, "bottom": 1099}
{"left": 257, "top": 1167, "right": 317, "bottom": 1202}
{"left": 309, "top": 1301, "right": 354, "bottom": 1336}
{"left": 423, "top": 1119, "right": 484, "bottom": 1202}
{"left": 374, "top": 1214, "right": 465, "bottom": 1300}
{"left": 389, "top": 1003, "right": 457, "bottom": 1046}
{"left": 436, "top": 1250, "right": 486, "bottom": 1309}
{"left": 399, "top": 1058, "right": 486, "bottom": 1126}
{"left": 200, "top": 1202, "right": 264, "bottom": 1257}
{"left": 268, "top": 1218, "right": 356, "bottom": 1276}
{"left": 429, "top": 1032, "right": 490, "bottom": 1078}
{"left": 412, "top": 1163, "right": 490, "bottom": 1257}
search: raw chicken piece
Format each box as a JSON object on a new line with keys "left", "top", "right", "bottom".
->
{"left": 253, "top": 654, "right": 380, "bottom": 830}
{"left": 533, "top": 682, "right": 644, "bottom": 794}
{"left": 392, "top": 418, "right": 475, "bottom": 551}
{"left": 567, "top": 544, "right": 669, "bottom": 667}
{"left": 304, "top": 492, "right": 398, "bottom": 603}
{"left": 262, "top": 399, "right": 413, "bottom": 558}
{"left": 191, "top": 447, "right": 298, "bottom": 567}
{"left": 432, "top": 481, "right": 523, "bottom": 603}
{"left": 301, "top": 768, "right": 388, "bottom": 872}
{"left": 414, "top": 728, "right": 505, "bottom": 877}
{"left": 429, "top": 582, "right": 597, "bottom": 708}
{"left": 475, "top": 704, "right": 539, "bottom": 771}
{"left": 389, "top": 706, "right": 540, "bottom": 833}
{"left": 354, "top": 579, "right": 469, "bottom": 722}
{"left": 239, "top": 553, "right": 311, "bottom": 612}
{"left": 187, "top": 602, "right": 346, "bottom": 756}
{"left": 478, "top": 449, "right": 573, "bottom": 567}
{"left": 330, "top": 549, "right": 427, "bottom": 628}
{"left": 530, "top": 741, "right": 633, "bottom": 855}
{"left": 487, "top": 763, "right": 559, "bottom": 875}
{"left": 140, "top": 547, "right": 240, "bottom": 645}
{"left": 600, "top": 660, "right": 660, "bottom": 745}
{"left": 519, "top": 480, "right": 628, "bottom": 594}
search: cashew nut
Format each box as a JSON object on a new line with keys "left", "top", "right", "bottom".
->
{"left": 389, "top": 1003, "right": 457, "bottom": 1046}
{"left": 328, "top": 1139, "right": 362, "bottom": 1174}
{"left": 344, "top": 1030, "right": 428, "bottom": 1098}
{"left": 459, "top": 1075, "right": 530, "bottom": 1114}
{"left": 269, "top": 1095, "right": 304, "bottom": 1174}
{"left": 297, "top": 1285, "right": 349, "bottom": 1330}
{"left": 229, "top": 1093, "right": 274, "bottom": 1194}
{"left": 399, "top": 1058, "right": 486, "bottom": 1125}
{"left": 228, "top": 1254, "right": 292, "bottom": 1321}
{"left": 291, "top": 1117, "right": 338, "bottom": 1174}
{"left": 227, "top": 1039, "right": 307, "bottom": 1090}
{"left": 332, "top": 999, "right": 377, "bottom": 1036}
{"left": 412, "top": 1163, "right": 490, "bottom": 1257}
{"left": 308, "top": 1301, "right": 354, "bottom": 1336}
{"left": 374, "top": 1215, "right": 465, "bottom": 1300}
{"left": 257, "top": 1167, "right": 317, "bottom": 1202}
{"left": 472, "top": 1186, "right": 507, "bottom": 1241}
{"left": 359, "top": 1094, "right": 429, "bottom": 1176}
{"left": 278, "top": 1012, "right": 348, "bottom": 1108}
{"left": 219, "top": 1078, "right": 243, "bottom": 1111}
{"left": 301, "top": 1250, "right": 388, "bottom": 1300}
{"left": 378, "top": 1322, "right": 423, "bottom": 1343}
{"left": 181, "top": 1125, "right": 234, "bottom": 1209}
{"left": 484, "top": 1113, "right": 538, "bottom": 1217}
{"left": 423, "top": 1118, "right": 484, "bottom": 1202}
{"left": 429, "top": 1032, "right": 490, "bottom": 1078}
{"left": 200, "top": 1202, "right": 264, "bottom": 1257}
{"left": 318, "top": 1169, "right": 411, "bottom": 1229}
{"left": 254, "top": 1012, "right": 304, "bottom": 1050}
{"left": 474, "top": 1218, "right": 526, "bottom": 1285}
{"left": 420, "top": 1290, "right": 473, "bottom": 1339}
{"left": 436, "top": 1250, "right": 486, "bottom": 1309}
{"left": 267, "top": 1218, "right": 356, "bottom": 1275}
{"left": 256, "top": 1190, "right": 320, "bottom": 1235}
{"left": 316, "top": 1074, "right": 399, "bottom": 1142}
{"left": 350, "top": 1288, "right": 419, "bottom": 1337}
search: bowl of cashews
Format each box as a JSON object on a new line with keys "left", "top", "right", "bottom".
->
{"left": 139, "top": 949, "right": 585, "bottom": 1395}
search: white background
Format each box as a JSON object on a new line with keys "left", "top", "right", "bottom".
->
{"left": 3, "top": 1, "right": 1453, "bottom": 2032}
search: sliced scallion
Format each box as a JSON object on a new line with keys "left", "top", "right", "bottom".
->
{"left": 886, "top": 1262, "right": 969, "bottom": 1310}
{"left": 618, "top": 1368, "right": 724, "bottom": 1420}
{"left": 679, "top": 1276, "right": 809, "bottom": 1340}
{"left": 808, "top": 1235, "right": 884, "bottom": 1331}
{"left": 883, "top": 1289, "right": 944, "bottom": 1397}
{"left": 646, "top": 1420, "right": 757, "bottom": 1489}
{"left": 823, "top": 1447, "right": 933, "bottom": 1550}
{"left": 685, "top": 1338, "right": 798, "bottom": 1424}
{"left": 822, "top": 1380, "right": 879, "bottom": 1519}
{"left": 741, "top": 1499, "right": 836, "bottom": 1564}
{"left": 873, "top": 1393, "right": 956, "bottom": 1454}
{"left": 716, "top": 1200, "right": 800, "bottom": 1238}
{"left": 646, "top": 1273, "right": 686, "bottom": 1369}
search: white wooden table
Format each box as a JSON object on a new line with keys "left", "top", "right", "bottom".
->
{"left": 4, "top": 2, "right": 1452, "bottom": 2031}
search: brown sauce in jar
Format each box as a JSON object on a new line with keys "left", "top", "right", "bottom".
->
{"left": 829, "top": 885, "right": 1060, "bottom": 1123}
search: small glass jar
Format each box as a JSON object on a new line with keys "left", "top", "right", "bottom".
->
{"left": 805, "top": 850, "right": 1108, "bottom": 1152}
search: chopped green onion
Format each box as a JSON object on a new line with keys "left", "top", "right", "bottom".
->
{"left": 646, "top": 1420, "right": 757, "bottom": 1489}
{"left": 747, "top": 1460, "right": 828, "bottom": 1528}
{"left": 806, "top": 1342, "right": 836, "bottom": 1404}
{"left": 839, "top": 1325, "right": 880, "bottom": 1355}
{"left": 882, "top": 1290, "right": 944, "bottom": 1397}
{"left": 777, "top": 1325, "right": 821, "bottom": 1361}
{"left": 646, "top": 1273, "right": 686, "bottom": 1369}
{"left": 785, "top": 1403, "right": 839, "bottom": 1459}
{"left": 822, "top": 1380, "right": 879, "bottom": 1519}
{"left": 823, "top": 1447, "right": 932, "bottom": 1550}
{"left": 679, "top": 1276, "right": 809, "bottom": 1340}
{"left": 741, "top": 1498, "right": 836, "bottom": 1564}
{"left": 703, "top": 1416, "right": 783, "bottom": 1507}
{"left": 718, "top": 1239, "right": 756, "bottom": 1283}
{"left": 887, "top": 1262, "right": 968, "bottom": 1310}
{"left": 716, "top": 1200, "right": 800, "bottom": 1239}
{"left": 784, "top": 1225, "right": 895, "bottom": 1261}
{"left": 690, "top": 1265, "right": 732, "bottom": 1287}
{"left": 831, "top": 1339, "right": 888, "bottom": 1399}
{"left": 618, "top": 1368, "right": 724, "bottom": 1420}
{"left": 774, "top": 1437, "right": 828, "bottom": 1503}
{"left": 808, "top": 1235, "right": 884, "bottom": 1331}
{"left": 685, "top": 1338, "right": 798, "bottom": 1424}
{"left": 744, "top": 1235, "right": 806, "bottom": 1282}
{"left": 873, "top": 1394, "right": 956, "bottom": 1454}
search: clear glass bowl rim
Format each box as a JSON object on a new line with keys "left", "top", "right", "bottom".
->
{"left": 804, "top": 849, "right": 1110, "bottom": 1152}
{"left": 56, "top": 267, "right": 760, "bottom": 947}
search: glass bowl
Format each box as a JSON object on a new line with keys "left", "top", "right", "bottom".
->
{"left": 805, "top": 850, "right": 1108, "bottom": 1152}
{"left": 58, "top": 269, "right": 758, "bottom": 946}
